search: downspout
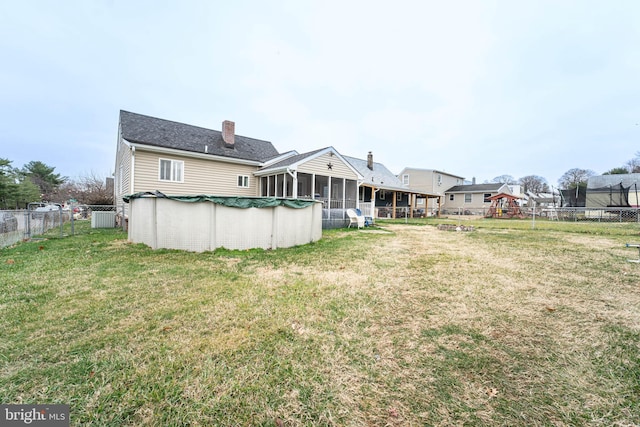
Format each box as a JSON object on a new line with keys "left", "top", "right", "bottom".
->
{"left": 130, "top": 146, "right": 136, "bottom": 195}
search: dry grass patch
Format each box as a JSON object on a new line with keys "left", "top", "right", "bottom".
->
{"left": 1, "top": 223, "right": 639, "bottom": 425}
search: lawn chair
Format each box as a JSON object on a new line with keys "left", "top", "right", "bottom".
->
{"left": 346, "top": 209, "right": 365, "bottom": 229}
{"left": 626, "top": 243, "right": 640, "bottom": 263}
{"left": 355, "top": 208, "right": 373, "bottom": 226}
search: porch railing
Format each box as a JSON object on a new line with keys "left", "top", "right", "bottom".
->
{"left": 316, "top": 198, "right": 357, "bottom": 210}
{"left": 359, "top": 202, "right": 372, "bottom": 217}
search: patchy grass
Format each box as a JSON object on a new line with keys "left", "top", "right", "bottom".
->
{"left": 1, "top": 221, "right": 639, "bottom": 426}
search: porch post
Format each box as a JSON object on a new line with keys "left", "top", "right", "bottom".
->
{"left": 342, "top": 178, "right": 346, "bottom": 211}
{"left": 282, "top": 173, "right": 287, "bottom": 198}
{"left": 274, "top": 175, "right": 278, "bottom": 197}
{"left": 392, "top": 191, "right": 397, "bottom": 219}
{"left": 327, "top": 175, "right": 332, "bottom": 210}
{"left": 410, "top": 194, "right": 415, "bottom": 218}
{"left": 372, "top": 186, "right": 376, "bottom": 218}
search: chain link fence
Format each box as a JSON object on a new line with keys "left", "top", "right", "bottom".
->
{"left": 0, "top": 204, "right": 126, "bottom": 249}
{"left": 0, "top": 210, "right": 24, "bottom": 249}
{"left": 441, "top": 206, "right": 639, "bottom": 222}
{"left": 67, "top": 204, "right": 127, "bottom": 235}
{"left": 378, "top": 206, "right": 640, "bottom": 223}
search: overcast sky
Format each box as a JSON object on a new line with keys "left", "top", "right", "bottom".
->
{"left": 1, "top": 1, "right": 639, "bottom": 187}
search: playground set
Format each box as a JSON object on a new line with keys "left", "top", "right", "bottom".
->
{"left": 485, "top": 193, "right": 525, "bottom": 219}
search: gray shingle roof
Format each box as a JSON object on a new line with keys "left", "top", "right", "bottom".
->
{"left": 446, "top": 183, "right": 504, "bottom": 193}
{"left": 343, "top": 155, "right": 407, "bottom": 191}
{"left": 261, "top": 147, "right": 328, "bottom": 170}
{"left": 119, "top": 110, "right": 280, "bottom": 162}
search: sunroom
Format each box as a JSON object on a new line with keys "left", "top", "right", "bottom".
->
{"left": 255, "top": 147, "right": 363, "bottom": 228}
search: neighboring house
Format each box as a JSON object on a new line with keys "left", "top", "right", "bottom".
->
{"left": 397, "top": 168, "right": 465, "bottom": 213}
{"left": 344, "top": 153, "right": 439, "bottom": 218}
{"left": 507, "top": 184, "right": 523, "bottom": 197}
{"left": 114, "top": 111, "right": 363, "bottom": 227}
{"left": 444, "top": 183, "right": 511, "bottom": 214}
{"left": 524, "top": 192, "right": 560, "bottom": 208}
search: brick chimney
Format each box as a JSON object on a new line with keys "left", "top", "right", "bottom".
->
{"left": 222, "top": 120, "right": 235, "bottom": 148}
{"left": 367, "top": 151, "right": 373, "bottom": 170}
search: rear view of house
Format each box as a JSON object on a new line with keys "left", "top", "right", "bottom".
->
{"left": 114, "top": 111, "right": 366, "bottom": 228}
{"left": 114, "top": 111, "right": 281, "bottom": 210}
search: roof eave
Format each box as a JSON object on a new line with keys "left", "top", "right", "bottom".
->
{"left": 126, "top": 140, "right": 262, "bottom": 166}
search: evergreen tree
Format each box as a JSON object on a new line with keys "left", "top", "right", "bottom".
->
{"left": 21, "top": 161, "right": 66, "bottom": 201}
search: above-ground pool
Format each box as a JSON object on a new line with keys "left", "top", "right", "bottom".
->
{"left": 124, "top": 192, "right": 322, "bottom": 252}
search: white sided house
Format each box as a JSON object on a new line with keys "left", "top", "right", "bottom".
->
{"left": 397, "top": 168, "right": 465, "bottom": 214}
{"left": 346, "top": 154, "right": 441, "bottom": 219}
{"left": 114, "top": 111, "right": 363, "bottom": 228}
{"left": 443, "top": 183, "right": 512, "bottom": 215}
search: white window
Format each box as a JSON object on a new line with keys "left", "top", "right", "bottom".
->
{"left": 159, "top": 159, "right": 183, "bottom": 182}
{"left": 237, "top": 175, "right": 249, "bottom": 188}
{"left": 465, "top": 193, "right": 472, "bottom": 203}
{"left": 396, "top": 193, "right": 402, "bottom": 202}
{"left": 380, "top": 191, "right": 386, "bottom": 200}
{"left": 437, "top": 174, "right": 442, "bottom": 186}
{"left": 402, "top": 174, "right": 409, "bottom": 185}
{"left": 449, "top": 194, "right": 455, "bottom": 201}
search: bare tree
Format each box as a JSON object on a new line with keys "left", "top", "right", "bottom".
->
{"left": 50, "top": 172, "right": 114, "bottom": 205}
{"left": 48, "top": 181, "right": 80, "bottom": 205}
{"left": 558, "top": 168, "right": 596, "bottom": 190}
{"left": 519, "top": 175, "right": 549, "bottom": 193}
{"left": 491, "top": 174, "right": 517, "bottom": 184}
{"left": 625, "top": 153, "right": 640, "bottom": 173}
{"left": 75, "top": 171, "right": 114, "bottom": 205}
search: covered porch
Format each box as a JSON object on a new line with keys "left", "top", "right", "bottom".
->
{"left": 256, "top": 147, "right": 363, "bottom": 228}
{"left": 357, "top": 184, "right": 441, "bottom": 220}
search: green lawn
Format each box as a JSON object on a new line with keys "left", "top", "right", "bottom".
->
{"left": 1, "top": 220, "right": 639, "bottom": 426}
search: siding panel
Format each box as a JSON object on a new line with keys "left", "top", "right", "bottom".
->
{"left": 114, "top": 137, "right": 132, "bottom": 206}
{"left": 134, "top": 149, "right": 260, "bottom": 196}
{"left": 298, "top": 153, "right": 358, "bottom": 179}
